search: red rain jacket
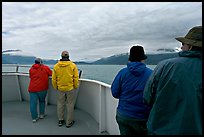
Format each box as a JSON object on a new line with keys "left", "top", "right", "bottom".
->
{"left": 28, "top": 64, "right": 52, "bottom": 92}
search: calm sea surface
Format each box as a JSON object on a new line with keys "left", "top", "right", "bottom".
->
{"left": 78, "top": 65, "right": 156, "bottom": 85}
{"left": 2, "top": 64, "right": 156, "bottom": 85}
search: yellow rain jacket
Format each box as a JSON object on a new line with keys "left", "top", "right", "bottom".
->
{"left": 52, "top": 60, "right": 79, "bottom": 92}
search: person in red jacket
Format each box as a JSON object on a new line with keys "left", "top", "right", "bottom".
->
{"left": 28, "top": 58, "right": 52, "bottom": 123}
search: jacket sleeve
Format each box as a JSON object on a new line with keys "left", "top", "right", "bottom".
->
{"left": 73, "top": 65, "right": 79, "bottom": 89}
{"left": 52, "top": 68, "right": 57, "bottom": 90}
{"left": 44, "top": 65, "right": 52, "bottom": 76}
{"left": 29, "top": 68, "right": 32, "bottom": 78}
{"left": 47, "top": 66, "right": 52, "bottom": 76}
{"left": 143, "top": 62, "right": 164, "bottom": 106}
{"left": 111, "top": 71, "right": 122, "bottom": 99}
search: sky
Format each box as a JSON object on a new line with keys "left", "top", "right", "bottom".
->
{"left": 2, "top": 2, "right": 202, "bottom": 62}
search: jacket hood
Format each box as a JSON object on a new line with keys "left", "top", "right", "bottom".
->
{"left": 57, "top": 60, "right": 72, "bottom": 67}
{"left": 127, "top": 62, "right": 146, "bottom": 76}
{"left": 179, "top": 51, "right": 202, "bottom": 59}
{"left": 32, "top": 64, "right": 42, "bottom": 69}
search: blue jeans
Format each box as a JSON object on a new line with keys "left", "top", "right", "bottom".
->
{"left": 116, "top": 110, "right": 147, "bottom": 135}
{"left": 29, "top": 90, "right": 47, "bottom": 119}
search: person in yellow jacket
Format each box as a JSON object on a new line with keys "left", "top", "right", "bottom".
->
{"left": 52, "top": 50, "right": 79, "bottom": 128}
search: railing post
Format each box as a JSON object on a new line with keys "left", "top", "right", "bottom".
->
{"left": 16, "top": 65, "right": 19, "bottom": 73}
{"left": 99, "top": 85, "right": 106, "bottom": 133}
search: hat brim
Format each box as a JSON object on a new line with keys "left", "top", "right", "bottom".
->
{"left": 175, "top": 37, "right": 202, "bottom": 47}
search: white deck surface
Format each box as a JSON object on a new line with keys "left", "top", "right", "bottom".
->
{"left": 2, "top": 101, "right": 109, "bottom": 135}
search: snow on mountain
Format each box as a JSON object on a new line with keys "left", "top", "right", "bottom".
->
{"left": 146, "top": 48, "right": 180, "bottom": 54}
{"left": 2, "top": 49, "right": 35, "bottom": 57}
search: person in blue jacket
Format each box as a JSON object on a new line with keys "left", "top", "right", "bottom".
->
{"left": 143, "top": 26, "right": 202, "bottom": 135}
{"left": 111, "top": 45, "right": 152, "bottom": 135}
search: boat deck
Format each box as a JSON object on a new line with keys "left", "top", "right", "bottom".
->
{"left": 2, "top": 101, "right": 108, "bottom": 135}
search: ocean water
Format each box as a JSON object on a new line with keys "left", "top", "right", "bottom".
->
{"left": 2, "top": 64, "right": 156, "bottom": 85}
{"left": 78, "top": 65, "right": 156, "bottom": 84}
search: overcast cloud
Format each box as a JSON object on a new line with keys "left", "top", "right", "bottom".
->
{"left": 2, "top": 2, "right": 202, "bottom": 61}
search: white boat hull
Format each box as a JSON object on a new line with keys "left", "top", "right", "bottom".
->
{"left": 2, "top": 65, "right": 120, "bottom": 135}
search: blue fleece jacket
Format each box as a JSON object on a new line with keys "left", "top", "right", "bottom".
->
{"left": 111, "top": 61, "right": 152, "bottom": 119}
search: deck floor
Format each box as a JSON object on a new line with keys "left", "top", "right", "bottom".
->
{"left": 2, "top": 101, "right": 108, "bottom": 135}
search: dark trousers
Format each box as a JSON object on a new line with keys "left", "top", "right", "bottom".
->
{"left": 116, "top": 111, "right": 147, "bottom": 135}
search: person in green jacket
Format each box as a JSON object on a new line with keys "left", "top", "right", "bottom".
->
{"left": 143, "top": 26, "right": 202, "bottom": 135}
{"left": 52, "top": 51, "right": 79, "bottom": 128}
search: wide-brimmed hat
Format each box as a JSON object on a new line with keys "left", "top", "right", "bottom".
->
{"left": 175, "top": 26, "right": 202, "bottom": 47}
{"left": 61, "top": 51, "right": 69, "bottom": 57}
{"left": 129, "top": 45, "right": 147, "bottom": 62}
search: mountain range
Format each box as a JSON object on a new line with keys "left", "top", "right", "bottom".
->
{"left": 2, "top": 48, "right": 179, "bottom": 65}
{"left": 94, "top": 52, "right": 178, "bottom": 65}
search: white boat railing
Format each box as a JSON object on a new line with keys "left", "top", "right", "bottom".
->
{"left": 2, "top": 64, "right": 120, "bottom": 135}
